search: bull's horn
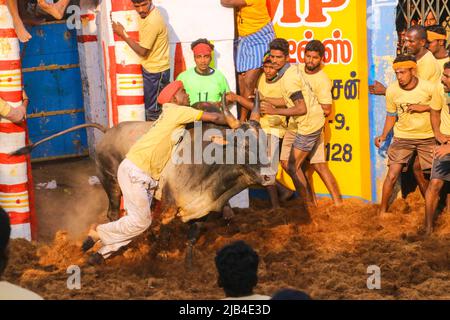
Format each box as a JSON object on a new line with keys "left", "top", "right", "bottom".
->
{"left": 221, "top": 93, "right": 241, "bottom": 129}
{"left": 250, "top": 89, "right": 261, "bottom": 122}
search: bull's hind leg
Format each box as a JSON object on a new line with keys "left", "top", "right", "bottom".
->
{"left": 100, "top": 173, "right": 122, "bottom": 221}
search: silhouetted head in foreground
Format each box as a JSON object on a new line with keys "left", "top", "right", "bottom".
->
{"left": 0, "top": 207, "right": 11, "bottom": 278}
{"left": 271, "top": 288, "right": 312, "bottom": 300}
{"left": 215, "top": 240, "right": 259, "bottom": 298}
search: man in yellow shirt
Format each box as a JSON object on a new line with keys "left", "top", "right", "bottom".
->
{"left": 0, "top": 207, "right": 43, "bottom": 300}
{"left": 375, "top": 55, "right": 440, "bottom": 215}
{"left": 370, "top": 25, "right": 441, "bottom": 93}
{"left": 221, "top": 0, "right": 275, "bottom": 122}
{"left": 82, "top": 81, "right": 227, "bottom": 264}
{"left": 405, "top": 25, "right": 442, "bottom": 83}
{"left": 227, "top": 53, "right": 286, "bottom": 209}
{"left": 112, "top": 0, "right": 170, "bottom": 121}
{"left": 426, "top": 25, "right": 449, "bottom": 73}
{"left": 261, "top": 40, "right": 342, "bottom": 207}
{"left": 371, "top": 25, "right": 441, "bottom": 201}
{"left": 425, "top": 61, "right": 450, "bottom": 235}
{"left": 0, "top": 97, "right": 27, "bottom": 123}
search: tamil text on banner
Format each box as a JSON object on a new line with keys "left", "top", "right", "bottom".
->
{"left": 269, "top": 0, "right": 371, "bottom": 200}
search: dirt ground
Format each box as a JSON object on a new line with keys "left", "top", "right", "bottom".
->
{"left": 3, "top": 158, "right": 450, "bottom": 300}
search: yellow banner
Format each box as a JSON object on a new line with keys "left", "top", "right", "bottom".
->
{"left": 270, "top": 0, "right": 371, "bottom": 200}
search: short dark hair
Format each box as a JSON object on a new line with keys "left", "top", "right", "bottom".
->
{"left": 305, "top": 40, "right": 325, "bottom": 57}
{"left": 131, "top": 0, "right": 149, "bottom": 4}
{"left": 393, "top": 54, "right": 417, "bottom": 64}
{"left": 407, "top": 25, "right": 427, "bottom": 40}
{"left": 0, "top": 207, "right": 11, "bottom": 277}
{"left": 269, "top": 38, "right": 290, "bottom": 56}
{"left": 427, "top": 24, "right": 447, "bottom": 46}
{"left": 444, "top": 61, "right": 450, "bottom": 70}
{"left": 191, "top": 38, "right": 214, "bottom": 51}
{"left": 271, "top": 288, "right": 312, "bottom": 300}
{"left": 215, "top": 241, "right": 259, "bottom": 297}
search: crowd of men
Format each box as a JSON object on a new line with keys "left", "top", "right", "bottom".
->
{"left": 1, "top": 1, "right": 450, "bottom": 264}
{"left": 76, "top": 0, "right": 348, "bottom": 265}
{"left": 371, "top": 24, "right": 450, "bottom": 235}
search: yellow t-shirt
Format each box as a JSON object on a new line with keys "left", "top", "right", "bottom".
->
{"left": 237, "top": 0, "right": 271, "bottom": 37}
{"left": 431, "top": 88, "right": 450, "bottom": 136}
{"left": 257, "top": 75, "right": 286, "bottom": 138}
{"left": 417, "top": 51, "right": 442, "bottom": 83}
{"left": 385, "top": 79, "right": 439, "bottom": 139}
{"left": 139, "top": 8, "right": 170, "bottom": 73}
{"left": 437, "top": 57, "right": 449, "bottom": 74}
{"left": 126, "top": 104, "right": 203, "bottom": 180}
{"left": 0, "top": 98, "right": 11, "bottom": 117}
{"left": 281, "top": 65, "right": 326, "bottom": 135}
{"left": 0, "top": 281, "right": 43, "bottom": 300}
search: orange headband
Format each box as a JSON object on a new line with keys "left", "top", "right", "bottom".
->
{"left": 427, "top": 31, "right": 447, "bottom": 41}
{"left": 193, "top": 43, "right": 212, "bottom": 55}
{"left": 392, "top": 61, "right": 417, "bottom": 70}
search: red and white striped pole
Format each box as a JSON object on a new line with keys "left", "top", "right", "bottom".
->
{"left": 99, "top": 0, "right": 145, "bottom": 126}
{"left": 76, "top": 1, "right": 108, "bottom": 153}
{"left": 0, "top": 0, "right": 36, "bottom": 240}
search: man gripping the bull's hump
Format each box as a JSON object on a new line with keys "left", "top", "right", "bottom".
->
{"left": 82, "top": 81, "right": 227, "bottom": 264}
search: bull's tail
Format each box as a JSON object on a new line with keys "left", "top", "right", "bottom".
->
{"left": 10, "top": 123, "right": 107, "bottom": 156}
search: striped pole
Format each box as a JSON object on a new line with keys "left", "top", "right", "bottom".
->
{"left": 0, "top": 0, "right": 36, "bottom": 240}
{"left": 99, "top": 0, "right": 145, "bottom": 126}
{"left": 76, "top": 1, "right": 108, "bottom": 154}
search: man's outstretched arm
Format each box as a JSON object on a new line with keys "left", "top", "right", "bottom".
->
{"left": 201, "top": 112, "right": 228, "bottom": 126}
{"left": 112, "top": 21, "right": 150, "bottom": 58}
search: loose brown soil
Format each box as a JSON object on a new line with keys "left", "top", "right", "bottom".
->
{"left": 3, "top": 158, "right": 450, "bottom": 300}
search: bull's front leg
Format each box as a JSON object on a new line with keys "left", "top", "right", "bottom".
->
{"left": 184, "top": 219, "right": 204, "bottom": 269}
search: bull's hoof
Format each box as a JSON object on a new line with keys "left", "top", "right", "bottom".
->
{"left": 185, "top": 243, "right": 194, "bottom": 270}
{"left": 222, "top": 206, "right": 235, "bottom": 220}
{"left": 187, "top": 222, "right": 203, "bottom": 244}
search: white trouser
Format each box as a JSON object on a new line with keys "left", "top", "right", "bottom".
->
{"left": 96, "top": 159, "right": 158, "bottom": 258}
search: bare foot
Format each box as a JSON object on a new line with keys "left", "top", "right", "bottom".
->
{"left": 424, "top": 225, "right": 434, "bottom": 237}
{"left": 279, "top": 189, "right": 294, "bottom": 203}
{"left": 38, "top": 0, "right": 70, "bottom": 20}
{"left": 268, "top": 205, "right": 282, "bottom": 214}
{"left": 13, "top": 19, "right": 32, "bottom": 42}
{"left": 87, "top": 224, "right": 100, "bottom": 241}
{"left": 377, "top": 209, "right": 392, "bottom": 218}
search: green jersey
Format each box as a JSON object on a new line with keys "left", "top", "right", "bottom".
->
{"left": 177, "top": 67, "right": 230, "bottom": 105}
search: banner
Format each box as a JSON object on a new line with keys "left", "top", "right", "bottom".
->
{"left": 269, "top": 0, "right": 371, "bottom": 200}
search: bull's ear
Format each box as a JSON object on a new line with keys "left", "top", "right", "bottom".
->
{"left": 249, "top": 89, "right": 261, "bottom": 122}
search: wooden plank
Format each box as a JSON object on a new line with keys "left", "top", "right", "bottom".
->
{"left": 22, "top": 64, "right": 80, "bottom": 73}
{"left": 27, "top": 109, "right": 84, "bottom": 119}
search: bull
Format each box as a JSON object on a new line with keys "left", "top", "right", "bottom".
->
{"left": 12, "top": 94, "right": 275, "bottom": 227}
